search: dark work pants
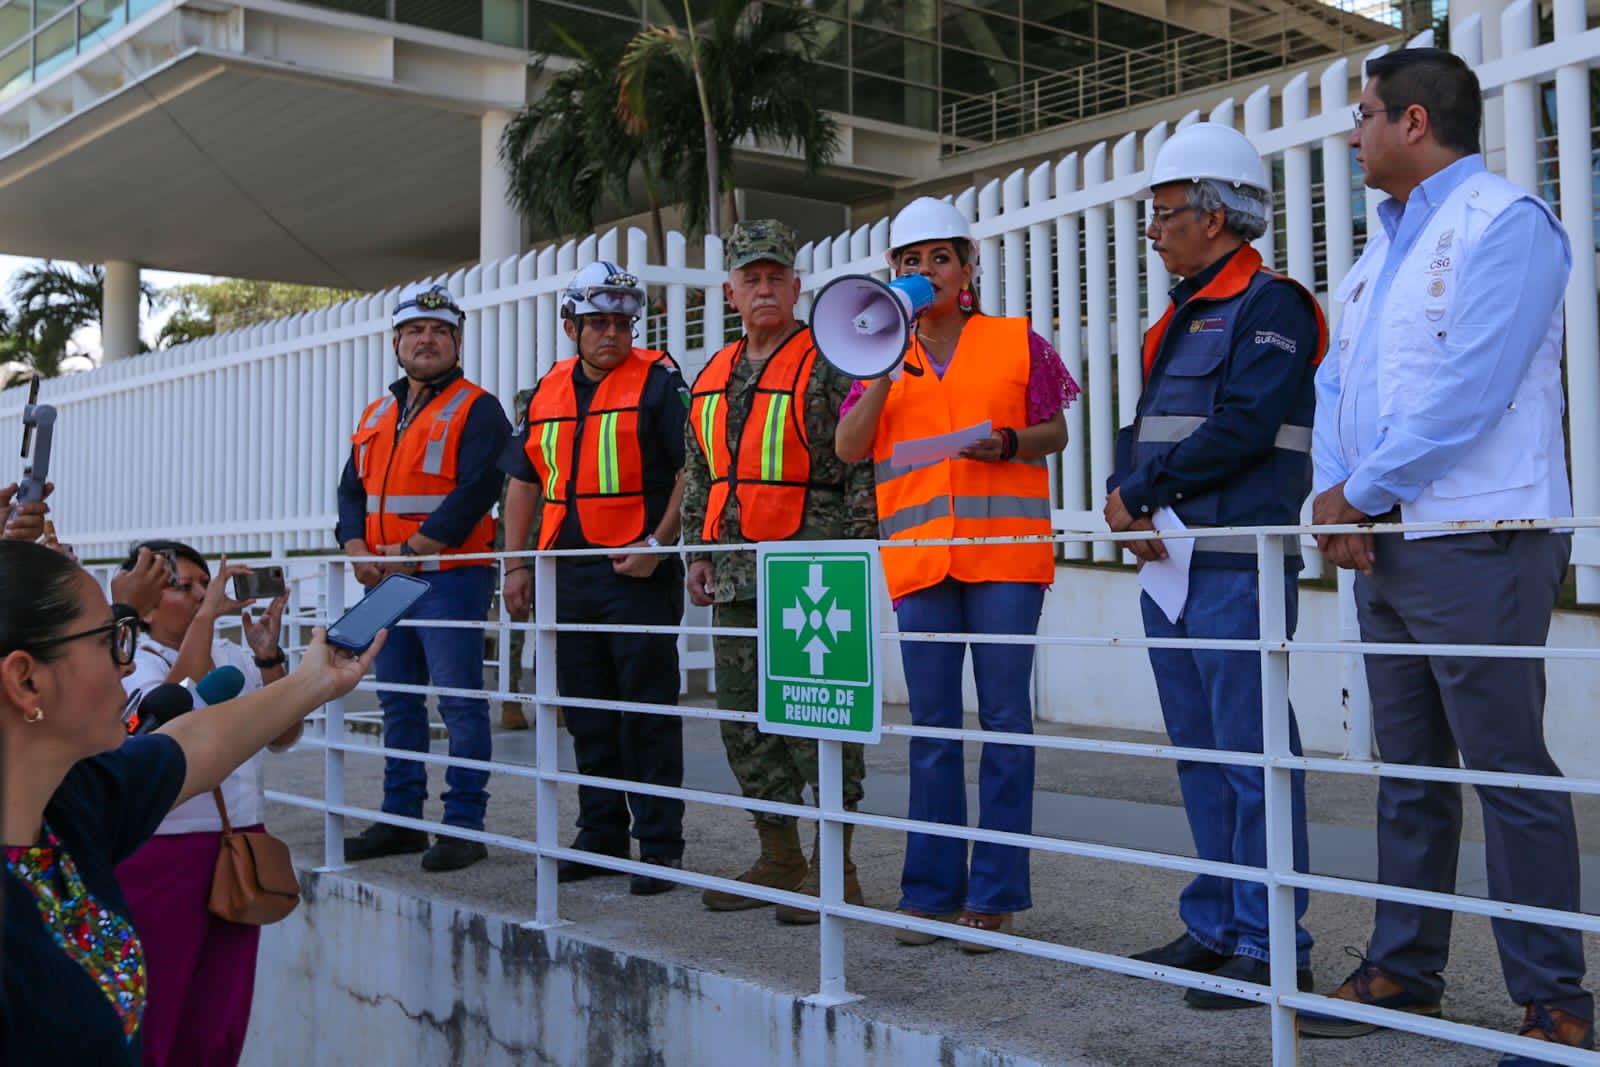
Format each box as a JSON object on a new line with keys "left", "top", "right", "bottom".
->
{"left": 1356, "top": 529, "right": 1589, "bottom": 1018}
{"left": 556, "top": 557, "right": 686, "bottom": 860}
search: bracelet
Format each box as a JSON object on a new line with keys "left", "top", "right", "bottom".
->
{"left": 254, "top": 648, "right": 287, "bottom": 669}
{"left": 504, "top": 564, "right": 530, "bottom": 575}
{"left": 999, "top": 427, "right": 1020, "bottom": 461}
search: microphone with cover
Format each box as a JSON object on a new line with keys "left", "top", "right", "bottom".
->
{"left": 124, "top": 665, "right": 248, "bottom": 735}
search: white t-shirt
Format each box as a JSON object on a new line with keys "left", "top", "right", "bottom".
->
{"left": 122, "top": 636, "right": 270, "bottom": 834}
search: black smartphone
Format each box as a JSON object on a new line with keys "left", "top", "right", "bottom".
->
{"left": 233, "top": 565, "right": 287, "bottom": 601}
{"left": 159, "top": 549, "right": 181, "bottom": 588}
{"left": 326, "top": 573, "right": 429, "bottom": 652}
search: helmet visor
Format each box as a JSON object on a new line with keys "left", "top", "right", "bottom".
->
{"left": 577, "top": 285, "right": 644, "bottom": 318}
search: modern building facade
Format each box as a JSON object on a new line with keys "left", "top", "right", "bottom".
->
{"left": 0, "top": 0, "right": 1415, "bottom": 358}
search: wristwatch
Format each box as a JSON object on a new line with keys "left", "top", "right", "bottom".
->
{"left": 398, "top": 541, "right": 419, "bottom": 558}
{"left": 254, "top": 648, "right": 287, "bottom": 669}
{"left": 646, "top": 535, "right": 662, "bottom": 548}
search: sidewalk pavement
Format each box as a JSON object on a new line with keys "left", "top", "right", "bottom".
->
{"left": 261, "top": 686, "right": 1600, "bottom": 1067}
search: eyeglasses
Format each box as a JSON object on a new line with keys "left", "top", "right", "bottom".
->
{"left": 21, "top": 604, "right": 140, "bottom": 667}
{"left": 1352, "top": 105, "right": 1406, "bottom": 129}
{"left": 1148, "top": 204, "right": 1201, "bottom": 228}
{"left": 580, "top": 313, "right": 637, "bottom": 334}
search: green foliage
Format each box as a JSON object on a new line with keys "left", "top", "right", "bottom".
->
{"left": 156, "top": 278, "right": 359, "bottom": 347}
{"left": 619, "top": 0, "right": 839, "bottom": 237}
{"left": 1, "top": 261, "right": 154, "bottom": 378}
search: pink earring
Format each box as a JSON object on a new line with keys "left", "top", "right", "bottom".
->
{"left": 958, "top": 287, "right": 975, "bottom": 313}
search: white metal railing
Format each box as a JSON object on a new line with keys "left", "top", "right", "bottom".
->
{"left": 2, "top": 15, "right": 1598, "bottom": 598}
{"left": 226, "top": 517, "right": 1600, "bottom": 1067}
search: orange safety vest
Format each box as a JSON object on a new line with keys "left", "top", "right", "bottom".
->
{"left": 351, "top": 376, "right": 496, "bottom": 569}
{"left": 521, "top": 348, "right": 672, "bottom": 549}
{"left": 688, "top": 328, "right": 816, "bottom": 542}
{"left": 870, "top": 316, "right": 1054, "bottom": 600}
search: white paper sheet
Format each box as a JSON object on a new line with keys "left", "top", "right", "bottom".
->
{"left": 889, "top": 420, "right": 992, "bottom": 470}
{"left": 1137, "top": 506, "right": 1195, "bottom": 624}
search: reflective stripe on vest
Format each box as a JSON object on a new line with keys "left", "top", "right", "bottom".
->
{"left": 521, "top": 348, "right": 668, "bottom": 549}
{"left": 422, "top": 387, "right": 473, "bottom": 476}
{"left": 1136, "top": 415, "right": 1313, "bottom": 452}
{"left": 353, "top": 376, "right": 496, "bottom": 569}
{"left": 868, "top": 317, "right": 1055, "bottom": 599}
{"left": 687, "top": 330, "right": 816, "bottom": 542}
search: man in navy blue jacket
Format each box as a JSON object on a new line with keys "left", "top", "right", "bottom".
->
{"left": 1105, "top": 123, "right": 1326, "bottom": 1009}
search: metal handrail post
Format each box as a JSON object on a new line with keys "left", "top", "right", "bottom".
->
{"left": 320, "top": 558, "right": 349, "bottom": 870}
{"left": 813, "top": 738, "right": 853, "bottom": 1004}
{"left": 532, "top": 549, "right": 563, "bottom": 926}
{"left": 1258, "top": 533, "right": 1298, "bottom": 1064}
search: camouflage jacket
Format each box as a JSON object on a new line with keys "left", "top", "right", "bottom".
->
{"left": 681, "top": 330, "right": 877, "bottom": 603}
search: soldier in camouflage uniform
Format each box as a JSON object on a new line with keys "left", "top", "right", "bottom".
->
{"left": 681, "top": 219, "right": 876, "bottom": 921}
{"left": 493, "top": 385, "right": 537, "bottom": 730}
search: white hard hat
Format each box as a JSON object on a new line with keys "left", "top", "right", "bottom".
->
{"left": 886, "top": 197, "right": 979, "bottom": 267}
{"left": 1136, "top": 123, "right": 1269, "bottom": 200}
{"left": 393, "top": 282, "right": 464, "bottom": 329}
{"left": 561, "top": 261, "right": 645, "bottom": 320}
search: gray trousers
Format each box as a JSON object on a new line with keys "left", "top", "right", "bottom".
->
{"left": 1355, "top": 529, "right": 1589, "bottom": 1017}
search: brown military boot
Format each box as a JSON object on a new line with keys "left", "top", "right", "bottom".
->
{"left": 775, "top": 824, "right": 863, "bottom": 925}
{"left": 701, "top": 819, "right": 808, "bottom": 911}
{"left": 500, "top": 701, "right": 529, "bottom": 730}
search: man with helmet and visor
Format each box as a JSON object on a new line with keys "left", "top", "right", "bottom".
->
{"left": 500, "top": 263, "right": 690, "bottom": 896}
{"left": 1105, "top": 124, "right": 1326, "bottom": 1005}
{"left": 337, "top": 282, "right": 511, "bottom": 872}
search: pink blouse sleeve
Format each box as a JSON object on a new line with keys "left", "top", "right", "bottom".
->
{"left": 1025, "top": 330, "right": 1080, "bottom": 426}
{"left": 839, "top": 377, "right": 869, "bottom": 418}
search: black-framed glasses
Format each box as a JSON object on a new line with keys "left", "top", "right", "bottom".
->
{"left": 1352, "top": 105, "right": 1406, "bottom": 129}
{"left": 23, "top": 604, "right": 140, "bottom": 666}
{"left": 1149, "top": 203, "right": 1201, "bottom": 227}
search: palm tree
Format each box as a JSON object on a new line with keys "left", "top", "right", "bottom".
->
{"left": 8, "top": 261, "right": 155, "bottom": 372}
{"left": 619, "top": 0, "right": 840, "bottom": 238}
{"left": 501, "top": 35, "right": 675, "bottom": 256}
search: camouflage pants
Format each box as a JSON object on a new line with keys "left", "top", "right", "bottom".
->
{"left": 713, "top": 599, "right": 866, "bottom": 827}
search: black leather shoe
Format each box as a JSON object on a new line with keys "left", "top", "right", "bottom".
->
{"left": 1132, "top": 933, "right": 1228, "bottom": 972}
{"left": 421, "top": 835, "right": 488, "bottom": 872}
{"left": 344, "top": 822, "right": 429, "bottom": 861}
{"left": 557, "top": 845, "right": 629, "bottom": 882}
{"left": 1184, "top": 955, "right": 1314, "bottom": 1010}
{"left": 630, "top": 856, "right": 683, "bottom": 896}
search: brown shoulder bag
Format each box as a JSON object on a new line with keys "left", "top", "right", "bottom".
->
{"left": 208, "top": 788, "right": 301, "bottom": 926}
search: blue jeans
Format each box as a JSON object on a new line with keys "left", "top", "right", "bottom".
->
{"left": 1141, "top": 567, "right": 1312, "bottom": 965}
{"left": 375, "top": 564, "right": 495, "bottom": 829}
{"left": 896, "top": 579, "right": 1044, "bottom": 916}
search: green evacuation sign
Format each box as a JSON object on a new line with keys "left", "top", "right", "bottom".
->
{"left": 757, "top": 541, "right": 882, "bottom": 743}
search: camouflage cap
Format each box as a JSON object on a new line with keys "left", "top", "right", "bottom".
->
{"left": 724, "top": 219, "right": 798, "bottom": 271}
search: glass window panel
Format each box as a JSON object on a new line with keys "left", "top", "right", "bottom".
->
{"left": 1023, "top": 32, "right": 1096, "bottom": 73}
{"left": 0, "top": 42, "right": 30, "bottom": 104}
{"left": 34, "top": 12, "right": 76, "bottom": 80}
{"left": 1095, "top": 6, "right": 1166, "bottom": 50}
{"left": 394, "top": 1, "right": 480, "bottom": 38}
{"left": 850, "top": 0, "right": 936, "bottom": 37}
{"left": 80, "top": 0, "right": 128, "bottom": 47}
{"left": 942, "top": 3, "right": 1019, "bottom": 61}
{"left": 941, "top": 45, "right": 1021, "bottom": 96}
{"left": 530, "top": 3, "right": 636, "bottom": 56}
{"left": 812, "top": 15, "right": 848, "bottom": 66}
{"left": 1027, "top": 0, "right": 1095, "bottom": 38}
{"left": 35, "top": 0, "right": 74, "bottom": 20}
{"left": 852, "top": 27, "right": 935, "bottom": 85}
{"left": 851, "top": 72, "right": 936, "bottom": 130}
{"left": 296, "top": 1, "right": 388, "bottom": 16}
{"left": 0, "top": 4, "right": 30, "bottom": 55}
{"left": 807, "top": 62, "right": 849, "bottom": 115}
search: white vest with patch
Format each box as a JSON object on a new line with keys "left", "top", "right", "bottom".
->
{"left": 1331, "top": 169, "right": 1571, "bottom": 535}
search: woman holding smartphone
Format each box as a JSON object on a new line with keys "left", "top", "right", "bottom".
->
{"left": 113, "top": 541, "right": 296, "bottom": 1067}
{"left": 0, "top": 539, "right": 381, "bottom": 1065}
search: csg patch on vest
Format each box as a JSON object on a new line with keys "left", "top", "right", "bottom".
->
{"left": 1189, "top": 316, "right": 1227, "bottom": 334}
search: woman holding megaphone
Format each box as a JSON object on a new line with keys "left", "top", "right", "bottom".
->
{"left": 835, "top": 196, "right": 1078, "bottom": 952}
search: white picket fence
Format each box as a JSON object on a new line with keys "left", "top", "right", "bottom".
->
{"left": 2, "top": 7, "right": 1597, "bottom": 597}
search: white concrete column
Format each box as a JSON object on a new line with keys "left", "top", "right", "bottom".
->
{"left": 480, "top": 109, "right": 522, "bottom": 267}
{"left": 101, "top": 259, "right": 141, "bottom": 362}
